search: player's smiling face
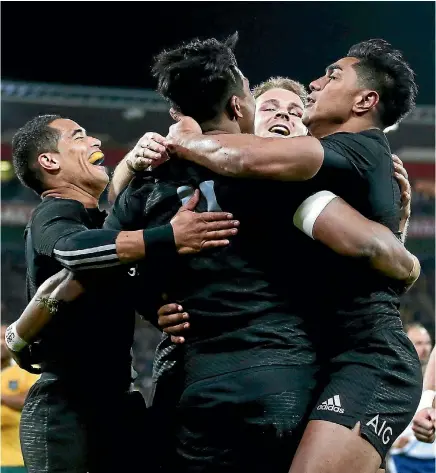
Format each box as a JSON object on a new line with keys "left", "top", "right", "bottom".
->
{"left": 254, "top": 88, "right": 307, "bottom": 138}
{"left": 41, "top": 119, "right": 109, "bottom": 192}
{"left": 303, "top": 57, "right": 365, "bottom": 136}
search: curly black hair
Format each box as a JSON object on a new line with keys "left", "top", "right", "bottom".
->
{"left": 152, "top": 32, "right": 244, "bottom": 123}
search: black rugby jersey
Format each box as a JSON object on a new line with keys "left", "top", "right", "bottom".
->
{"left": 299, "top": 129, "right": 403, "bottom": 344}
{"left": 106, "top": 162, "right": 316, "bottom": 385}
{"left": 26, "top": 197, "right": 137, "bottom": 392}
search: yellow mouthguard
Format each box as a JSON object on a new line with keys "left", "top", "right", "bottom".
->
{"left": 88, "top": 152, "right": 104, "bottom": 164}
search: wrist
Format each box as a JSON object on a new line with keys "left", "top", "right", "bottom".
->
{"left": 125, "top": 153, "right": 137, "bottom": 175}
{"left": 5, "top": 322, "right": 28, "bottom": 352}
{"left": 143, "top": 224, "right": 175, "bottom": 256}
{"left": 417, "top": 390, "right": 436, "bottom": 411}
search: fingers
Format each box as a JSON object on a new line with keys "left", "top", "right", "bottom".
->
{"left": 413, "top": 418, "right": 434, "bottom": 432}
{"left": 414, "top": 432, "right": 435, "bottom": 443}
{"left": 140, "top": 139, "right": 167, "bottom": 155}
{"left": 202, "top": 211, "right": 234, "bottom": 222}
{"left": 127, "top": 156, "right": 153, "bottom": 171}
{"left": 395, "top": 172, "right": 411, "bottom": 191}
{"left": 158, "top": 312, "right": 189, "bottom": 329}
{"left": 392, "top": 154, "right": 403, "bottom": 165}
{"left": 412, "top": 412, "right": 435, "bottom": 443}
{"left": 412, "top": 417, "right": 436, "bottom": 443}
{"left": 157, "top": 304, "right": 190, "bottom": 336}
{"left": 201, "top": 239, "right": 230, "bottom": 249}
{"left": 394, "top": 163, "right": 409, "bottom": 180}
{"left": 157, "top": 303, "right": 183, "bottom": 316}
{"left": 171, "top": 335, "right": 186, "bottom": 344}
{"left": 140, "top": 132, "right": 168, "bottom": 147}
{"left": 412, "top": 424, "right": 435, "bottom": 438}
{"left": 163, "top": 322, "right": 190, "bottom": 335}
{"left": 205, "top": 229, "right": 238, "bottom": 240}
{"left": 204, "top": 219, "right": 239, "bottom": 232}
{"left": 183, "top": 189, "right": 200, "bottom": 211}
{"left": 129, "top": 133, "right": 169, "bottom": 171}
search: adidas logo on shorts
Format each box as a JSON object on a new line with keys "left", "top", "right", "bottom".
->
{"left": 316, "top": 395, "right": 344, "bottom": 414}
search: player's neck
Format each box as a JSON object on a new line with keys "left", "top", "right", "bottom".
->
{"left": 41, "top": 183, "right": 101, "bottom": 208}
{"left": 201, "top": 117, "right": 240, "bottom": 135}
{"left": 310, "top": 117, "right": 379, "bottom": 139}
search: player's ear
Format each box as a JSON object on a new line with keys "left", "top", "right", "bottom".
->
{"left": 228, "top": 95, "right": 243, "bottom": 120}
{"left": 353, "top": 90, "right": 379, "bottom": 115}
{"left": 38, "top": 153, "right": 60, "bottom": 172}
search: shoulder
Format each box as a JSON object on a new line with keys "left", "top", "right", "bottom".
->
{"left": 31, "top": 198, "right": 85, "bottom": 226}
{"left": 320, "top": 129, "right": 388, "bottom": 171}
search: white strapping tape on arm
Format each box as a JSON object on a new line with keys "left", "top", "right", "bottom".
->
{"left": 417, "top": 390, "right": 436, "bottom": 411}
{"left": 293, "top": 191, "right": 338, "bottom": 239}
{"left": 5, "top": 322, "right": 28, "bottom": 352}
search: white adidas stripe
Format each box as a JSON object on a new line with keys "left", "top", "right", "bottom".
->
{"left": 321, "top": 395, "right": 342, "bottom": 407}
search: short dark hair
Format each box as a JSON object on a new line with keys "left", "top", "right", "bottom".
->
{"left": 253, "top": 77, "right": 308, "bottom": 105}
{"left": 347, "top": 39, "right": 417, "bottom": 128}
{"left": 12, "top": 114, "right": 61, "bottom": 195}
{"left": 152, "top": 32, "right": 244, "bottom": 123}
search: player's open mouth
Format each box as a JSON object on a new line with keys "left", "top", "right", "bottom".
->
{"left": 268, "top": 125, "right": 290, "bottom": 136}
{"left": 88, "top": 151, "right": 105, "bottom": 166}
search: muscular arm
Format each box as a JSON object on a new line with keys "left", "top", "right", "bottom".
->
{"left": 423, "top": 347, "right": 436, "bottom": 391}
{"left": 107, "top": 152, "right": 135, "bottom": 205}
{"left": 51, "top": 225, "right": 173, "bottom": 271}
{"left": 108, "top": 132, "right": 170, "bottom": 204}
{"left": 294, "top": 192, "right": 420, "bottom": 288}
{"left": 7, "top": 270, "right": 84, "bottom": 346}
{"left": 169, "top": 134, "right": 324, "bottom": 181}
{"left": 34, "top": 200, "right": 174, "bottom": 272}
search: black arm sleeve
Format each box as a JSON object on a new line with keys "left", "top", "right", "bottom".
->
{"left": 32, "top": 199, "right": 121, "bottom": 272}
{"left": 104, "top": 177, "right": 156, "bottom": 231}
{"left": 320, "top": 132, "right": 379, "bottom": 176}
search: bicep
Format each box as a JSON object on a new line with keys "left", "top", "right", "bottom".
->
{"left": 244, "top": 136, "right": 325, "bottom": 181}
{"left": 311, "top": 197, "right": 379, "bottom": 258}
{"left": 293, "top": 191, "right": 382, "bottom": 258}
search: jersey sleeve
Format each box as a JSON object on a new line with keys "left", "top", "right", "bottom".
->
{"left": 31, "top": 199, "right": 122, "bottom": 272}
{"left": 320, "top": 132, "right": 379, "bottom": 177}
{"left": 104, "top": 177, "right": 156, "bottom": 231}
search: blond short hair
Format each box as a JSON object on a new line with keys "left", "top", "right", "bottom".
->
{"left": 253, "top": 77, "right": 308, "bottom": 105}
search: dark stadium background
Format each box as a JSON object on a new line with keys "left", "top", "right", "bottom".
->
{"left": 1, "top": 1, "right": 435, "bottom": 399}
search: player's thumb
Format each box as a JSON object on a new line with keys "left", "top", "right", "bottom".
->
{"left": 184, "top": 190, "right": 200, "bottom": 211}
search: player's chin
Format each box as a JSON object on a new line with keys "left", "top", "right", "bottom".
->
{"left": 92, "top": 166, "right": 109, "bottom": 183}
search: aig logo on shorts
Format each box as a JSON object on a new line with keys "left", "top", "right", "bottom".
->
{"left": 316, "top": 395, "right": 344, "bottom": 414}
{"left": 366, "top": 415, "right": 392, "bottom": 445}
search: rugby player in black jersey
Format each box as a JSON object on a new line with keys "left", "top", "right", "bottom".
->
{"left": 9, "top": 115, "right": 238, "bottom": 473}
{"left": 107, "top": 35, "right": 420, "bottom": 473}
{"left": 151, "top": 38, "right": 423, "bottom": 473}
